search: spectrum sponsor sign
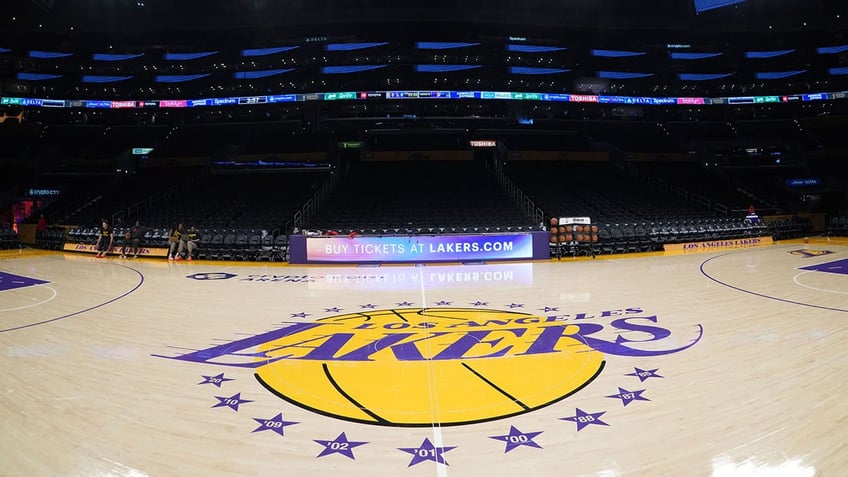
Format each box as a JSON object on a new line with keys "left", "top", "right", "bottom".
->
{"left": 664, "top": 236, "right": 773, "bottom": 252}
{"left": 303, "top": 233, "right": 535, "bottom": 263}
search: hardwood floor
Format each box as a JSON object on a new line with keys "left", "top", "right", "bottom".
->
{"left": 1, "top": 238, "right": 845, "bottom": 476}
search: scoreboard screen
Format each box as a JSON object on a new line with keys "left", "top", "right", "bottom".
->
{"left": 694, "top": 0, "right": 746, "bottom": 13}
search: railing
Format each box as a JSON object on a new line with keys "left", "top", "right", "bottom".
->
{"left": 113, "top": 169, "right": 208, "bottom": 225}
{"left": 488, "top": 159, "right": 544, "bottom": 225}
{"left": 622, "top": 161, "right": 730, "bottom": 215}
{"left": 59, "top": 194, "right": 103, "bottom": 225}
{"left": 690, "top": 193, "right": 710, "bottom": 209}
{"left": 292, "top": 169, "right": 342, "bottom": 232}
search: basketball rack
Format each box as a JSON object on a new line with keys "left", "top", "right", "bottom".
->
{"left": 549, "top": 217, "right": 598, "bottom": 260}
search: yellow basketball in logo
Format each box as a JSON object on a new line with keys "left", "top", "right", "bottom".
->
{"left": 254, "top": 308, "right": 605, "bottom": 426}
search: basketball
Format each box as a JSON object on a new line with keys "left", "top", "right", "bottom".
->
{"left": 254, "top": 308, "right": 604, "bottom": 426}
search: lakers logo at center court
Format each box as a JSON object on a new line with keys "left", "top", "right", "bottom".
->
{"left": 255, "top": 308, "right": 605, "bottom": 426}
{"left": 159, "top": 307, "right": 703, "bottom": 427}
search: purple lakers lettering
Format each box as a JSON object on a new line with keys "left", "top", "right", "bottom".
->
{"left": 160, "top": 308, "right": 702, "bottom": 367}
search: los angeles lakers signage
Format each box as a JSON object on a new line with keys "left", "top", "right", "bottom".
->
{"left": 63, "top": 243, "right": 168, "bottom": 257}
{"left": 664, "top": 237, "right": 773, "bottom": 252}
{"left": 156, "top": 305, "right": 703, "bottom": 426}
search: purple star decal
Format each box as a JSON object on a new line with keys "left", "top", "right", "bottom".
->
{"left": 314, "top": 432, "right": 368, "bottom": 459}
{"left": 489, "top": 426, "right": 543, "bottom": 453}
{"left": 359, "top": 303, "right": 377, "bottom": 309}
{"left": 434, "top": 300, "right": 452, "bottom": 306}
{"left": 198, "top": 373, "right": 234, "bottom": 388}
{"left": 398, "top": 437, "right": 456, "bottom": 466}
{"left": 396, "top": 301, "right": 414, "bottom": 307}
{"left": 539, "top": 306, "right": 559, "bottom": 312}
{"left": 251, "top": 413, "right": 299, "bottom": 437}
{"left": 625, "top": 367, "right": 664, "bottom": 382}
{"left": 560, "top": 408, "right": 609, "bottom": 431}
{"left": 324, "top": 307, "right": 343, "bottom": 313}
{"left": 506, "top": 303, "right": 524, "bottom": 308}
{"left": 212, "top": 392, "right": 253, "bottom": 411}
{"left": 606, "top": 387, "right": 650, "bottom": 407}
{"left": 470, "top": 301, "right": 489, "bottom": 307}
{"left": 290, "top": 312, "right": 311, "bottom": 318}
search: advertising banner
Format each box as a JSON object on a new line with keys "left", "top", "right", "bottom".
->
{"left": 295, "top": 233, "right": 543, "bottom": 263}
{"left": 664, "top": 237, "right": 773, "bottom": 253}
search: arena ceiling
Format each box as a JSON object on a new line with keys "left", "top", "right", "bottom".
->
{"left": 4, "top": 0, "right": 845, "bottom": 39}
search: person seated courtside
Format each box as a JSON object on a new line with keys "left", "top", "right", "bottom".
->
{"left": 168, "top": 223, "right": 184, "bottom": 261}
{"left": 176, "top": 226, "right": 199, "bottom": 262}
{"left": 121, "top": 220, "right": 146, "bottom": 258}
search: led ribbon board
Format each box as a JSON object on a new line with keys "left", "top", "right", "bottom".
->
{"left": 4, "top": 88, "right": 848, "bottom": 109}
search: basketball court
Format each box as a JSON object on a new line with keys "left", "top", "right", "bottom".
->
{"left": 1, "top": 238, "right": 847, "bottom": 476}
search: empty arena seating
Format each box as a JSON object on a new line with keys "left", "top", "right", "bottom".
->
{"left": 551, "top": 217, "right": 768, "bottom": 257}
{"left": 507, "top": 160, "right": 718, "bottom": 223}
{"left": 60, "top": 169, "right": 321, "bottom": 261}
{"left": 62, "top": 168, "right": 200, "bottom": 226}
{"left": 36, "top": 227, "right": 67, "bottom": 250}
{"left": 136, "top": 171, "right": 324, "bottom": 231}
{"left": 768, "top": 216, "right": 813, "bottom": 240}
{"left": 57, "top": 168, "right": 324, "bottom": 232}
{"left": 800, "top": 116, "right": 848, "bottom": 150}
{"left": 306, "top": 161, "right": 536, "bottom": 233}
{"left": 0, "top": 227, "right": 20, "bottom": 249}
{"left": 579, "top": 121, "right": 677, "bottom": 153}
{"left": 827, "top": 212, "right": 848, "bottom": 237}
{"left": 508, "top": 160, "right": 767, "bottom": 255}
{"left": 631, "top": 161, "right": 767, "bottom": 211}
{"left": 734, "top": 120, "right": 820, "bottom": 149}
{"left": 667, "top": 121, "right": 738, "bottom": 144}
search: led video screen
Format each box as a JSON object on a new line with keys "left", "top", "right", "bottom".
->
{"left": 694, "top": 0, "right": 746, "bottom": 13}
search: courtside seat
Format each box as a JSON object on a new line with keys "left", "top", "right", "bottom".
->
{"left": 196, "top": 234, "right": 212, "bottom": 260}
{"left": 0, "top": 228, "right": 19, "bottom": 249}
{"left": 597, "top": 227, "right": 613, "bottom": 255}
{"left": 257, "top": 235, "right": 275, "bottom": 261}
{"left": 208, "top": 234, "right": 224, "bottom": 260}
{"left": 66, "top": 227, "right": 81, "bottom": 242}
{"left": 232, "top": 233, "right": 249, "bottom": 261}
{"left": 609, "top": 227, "right": 626, "bottom": 254}
{"left": 633, "top": 224, "right": 651, "bottom": 251}
{"left": 220, "top": 234, "right": 236, "bottom": 261}
{"left": 246, "top": 234, "right": 262, "bottom": 261}
{"left": 622, "top": 226, "right": 638, "bottom": 253}
{"left": 272, "top": 235, "right": 289, "bottom": 262}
